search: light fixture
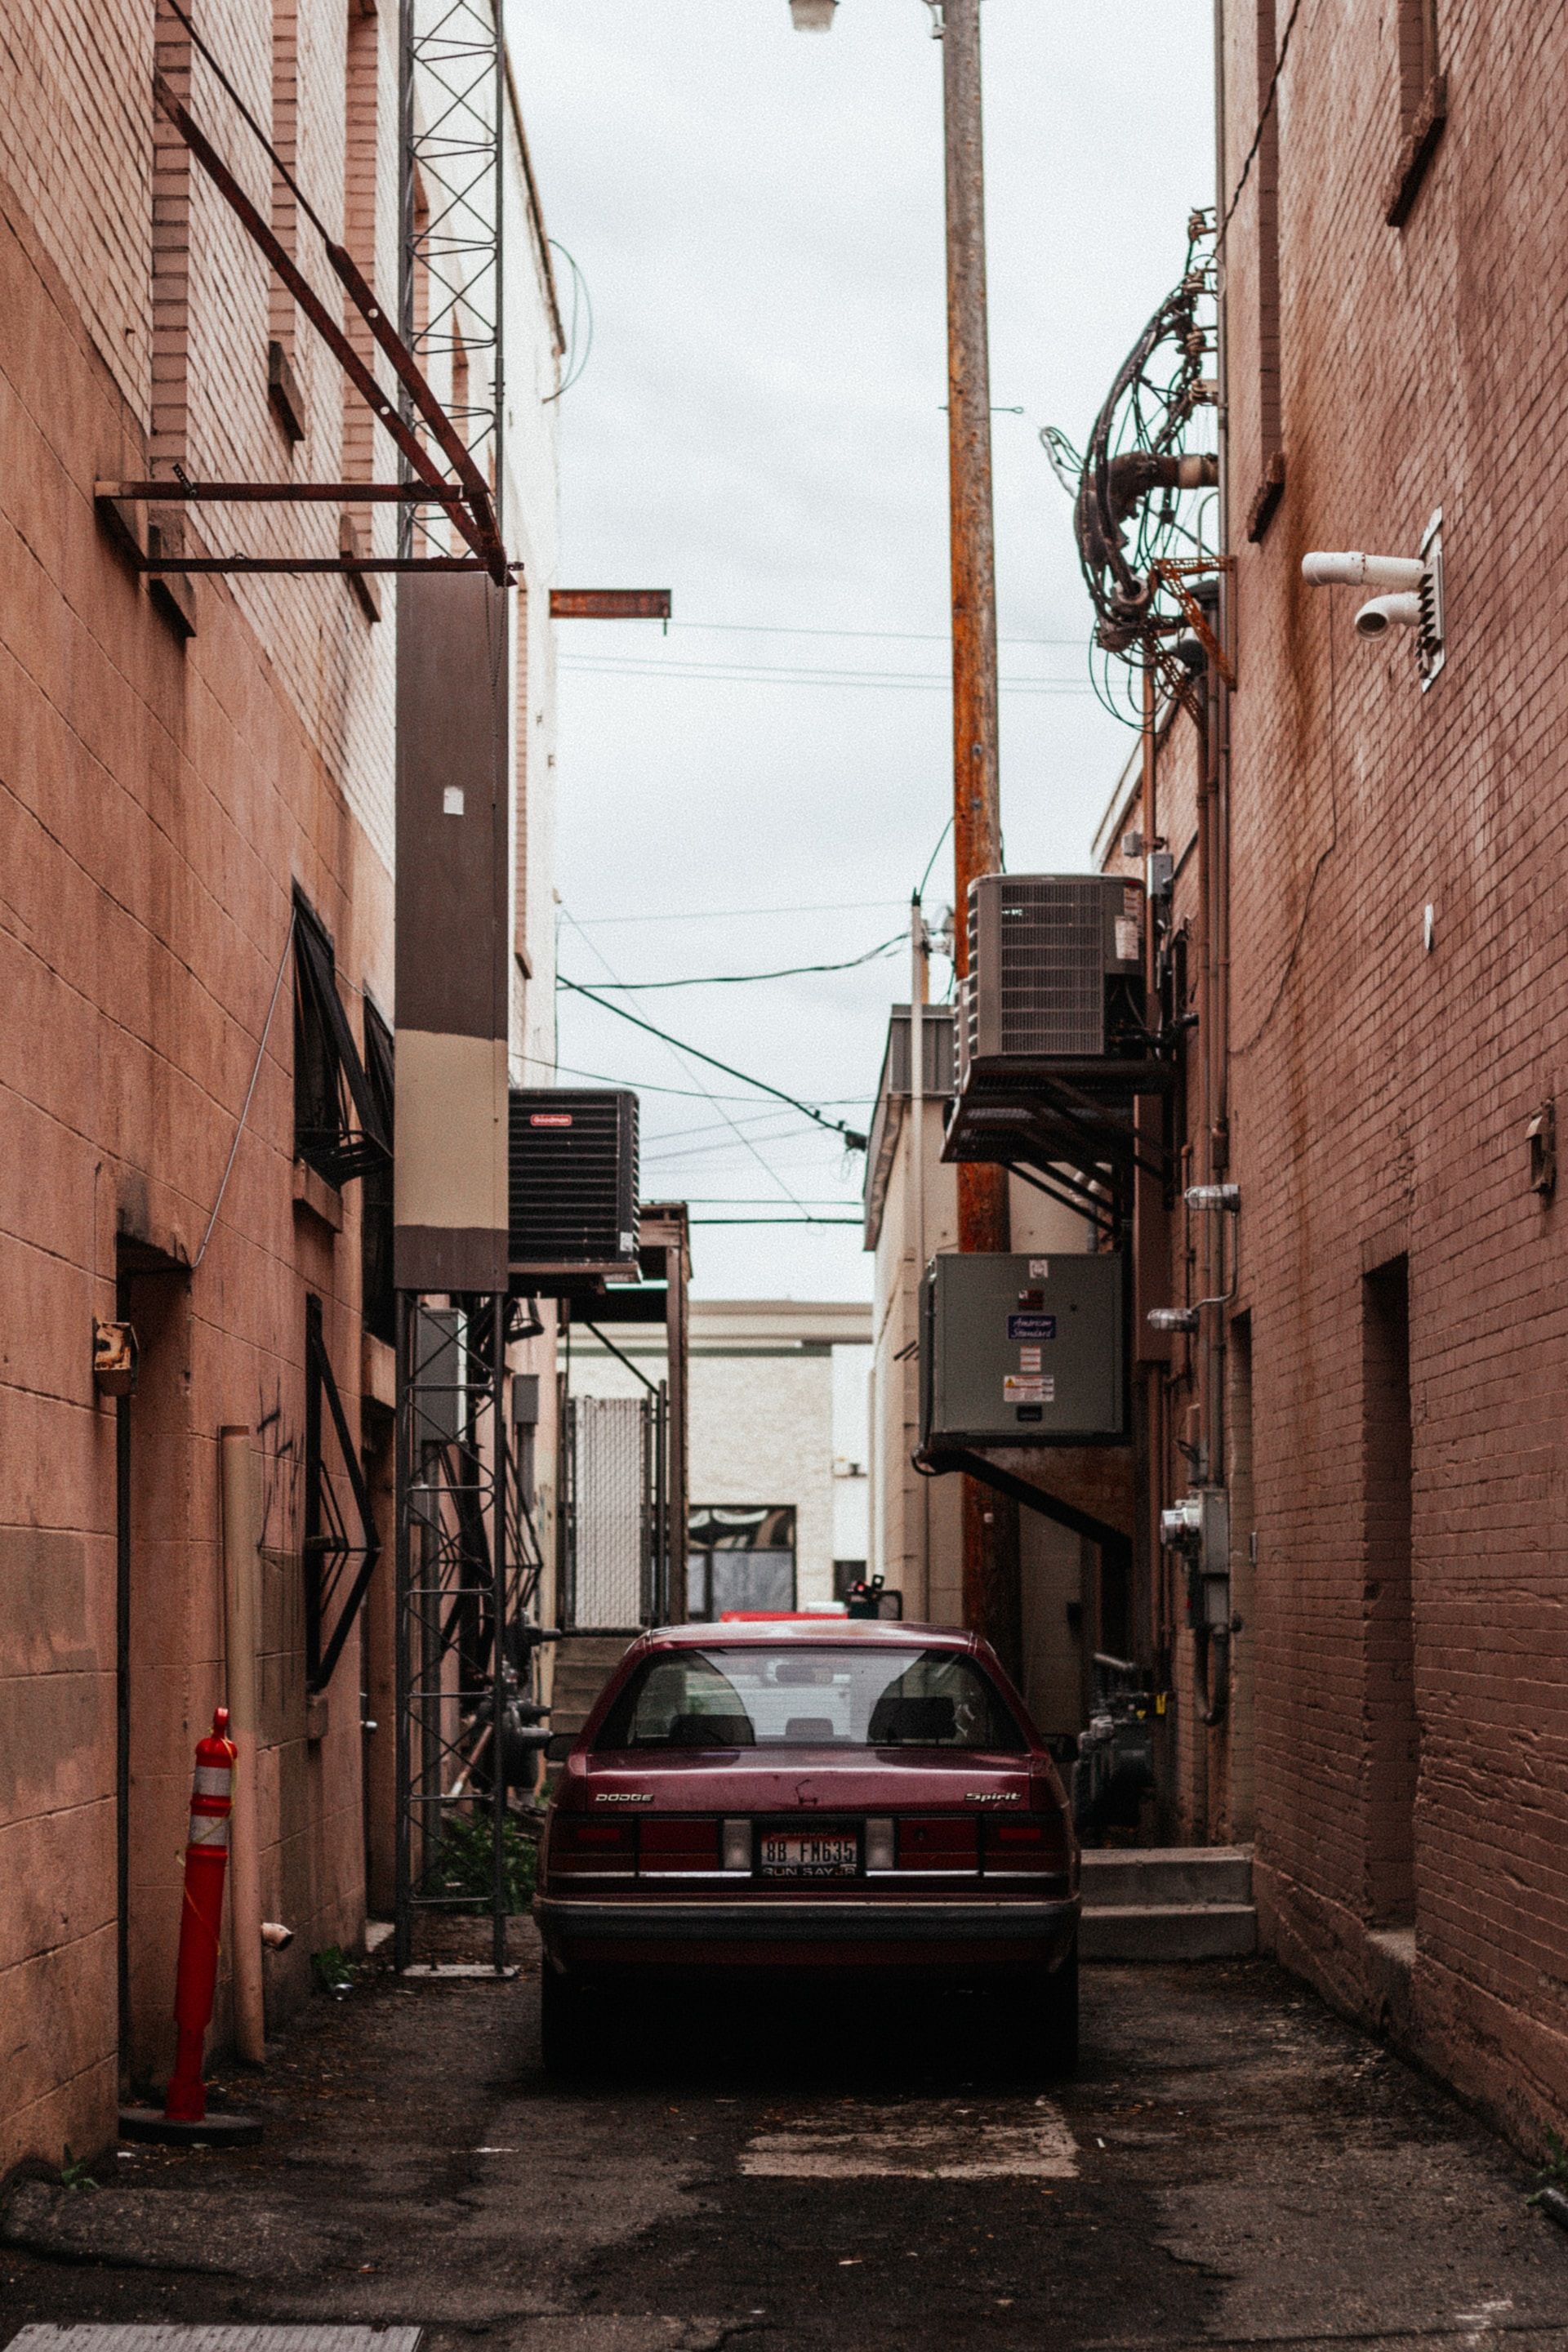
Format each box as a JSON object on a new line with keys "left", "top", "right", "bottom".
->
{"left": 789, "top": 0, "right": 837, "bottom": 27}
{"left": 1147, "top": 1306, "right": 1199, "bottom": 1334}
{"left": 1184, "top": 1183, "right": 1241, "bottom": 1213}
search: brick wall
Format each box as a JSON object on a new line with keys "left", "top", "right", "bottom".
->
{"left": 0, "top": 0, "right": 559, "bottom": 2173}
{"left": 1122, "top": 0, "right": 1568, "bottom": 2149}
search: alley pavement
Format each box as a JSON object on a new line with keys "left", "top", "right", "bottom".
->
{"left": 4, "top": 1947, "right": 1566, "bottom": 2352}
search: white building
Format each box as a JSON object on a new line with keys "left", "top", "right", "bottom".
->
{"left": 568, "top": 1299, "right": 872, "bottom": 1617}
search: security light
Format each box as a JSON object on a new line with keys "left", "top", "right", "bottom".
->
{"left": 1147, "top": 1306, "right": 1199, "bottom": 1334}
{"left": 789, "top": 0, "right": 837, "bottom": 26}
{"left": 1185, "top": 1183, "right": 1241, "bottom": 1213}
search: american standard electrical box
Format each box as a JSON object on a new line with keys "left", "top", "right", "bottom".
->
{"left": 920, "top": 1250, "right": 1128, "bottom": 1449}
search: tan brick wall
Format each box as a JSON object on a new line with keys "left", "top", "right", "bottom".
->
{"left": 0, "top": 0, "right": 403, "bottom": 2175}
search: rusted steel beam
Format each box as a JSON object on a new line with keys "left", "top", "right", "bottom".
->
{"left": 150, "top": 72, "right": 504, "bottom": 582}
{"left": 550, "top": 590, "right": 673, "bottom": 621}
{"left": 97, "top": 479, "right": 464, "bottom": 504}
{"left": 138, "top": 555, "right": 500, "bottom": 574}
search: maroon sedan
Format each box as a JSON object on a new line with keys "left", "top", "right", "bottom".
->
{"left": 534, "top": 1619, "right": 1079, "bottom": 2074}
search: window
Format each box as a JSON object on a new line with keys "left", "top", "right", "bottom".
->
{"left": 687, "top": 1505, "right": 795, "bottom": 1621}
{"left": 268, "top": 0, "right": 307, "bottom": 439}
{"left": 1386, "top": 0, "right": 1445, "bottom": 228}
{"left": 292, "top": 889, "right": 390, "bottom": 1185}
{"left": 595, "top": 1646, "right": 1027, "bottom": 1753}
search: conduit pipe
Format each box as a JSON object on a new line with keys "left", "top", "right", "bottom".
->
{"left": 220, "top": 1425, "right": 266, "bottom": 2065}
{"left": 1300, "top": 550, "right": 1424, "bottom": 590}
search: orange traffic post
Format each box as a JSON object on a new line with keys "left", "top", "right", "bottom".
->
{"left": 118, "top": 1704, "right": 263, "bottom": 2147}
{"left": 163, "top": 1705, "right": 237, "bottom": 2122}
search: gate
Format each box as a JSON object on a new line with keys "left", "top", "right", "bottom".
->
{"left": 561, "top": 1389, "right": 668, "bottom": 1631}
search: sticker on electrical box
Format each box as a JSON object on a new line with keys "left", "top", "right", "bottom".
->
{"left": 1008, "top": 1314, "right": 1056, "bottom": 1342}
{"left": 1115, "top": 917, "right": 1141, "bottom": 961}
{"left": 1027, "top": 1259, "right": 1049, "bottom": 1280}
{"left": 1004, "top": 1375, "right": 1054, "bottom": 1405}
{"left": 1019, "top": 1346, "right": 1042, "bottom": 1372}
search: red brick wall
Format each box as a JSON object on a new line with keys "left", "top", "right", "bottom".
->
{"left": 1191, "top": 0, "right": 1568, "bottom": 2145}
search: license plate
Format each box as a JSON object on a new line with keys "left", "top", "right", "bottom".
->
{"left": 759, "top": 1832, "right": 859, "bottom": 1878}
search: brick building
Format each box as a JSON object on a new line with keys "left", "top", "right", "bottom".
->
{"left": 1103, "top": 0, "right": 1568, "bottom": 2143}
{"left": 0, "top": 0, "right": 561, "bottom": 2171}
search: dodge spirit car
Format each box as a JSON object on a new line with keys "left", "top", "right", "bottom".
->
{"left": 534, "top": 1619, "right": 1080, "bottom": 2073}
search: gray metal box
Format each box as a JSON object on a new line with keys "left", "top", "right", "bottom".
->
{"left": 921, "top": 1250, "right": 1127, "bottom": 1447}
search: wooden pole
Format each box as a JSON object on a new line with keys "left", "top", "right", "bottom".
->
{"left": 942, "top": 0, "right": 1016, "bottom": 1665}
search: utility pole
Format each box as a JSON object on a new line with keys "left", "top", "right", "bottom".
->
{"left": 940, "top": 0, "right": 1016, "bottom": 1666}
{"left": 908, "top": 896, "right": 930, "bottom": 1615}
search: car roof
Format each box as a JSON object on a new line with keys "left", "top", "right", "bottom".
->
{"left": 633, "top": 1619, "right": 978, "bottom": 1654}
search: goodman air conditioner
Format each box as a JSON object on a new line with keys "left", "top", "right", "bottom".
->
{"left": 508, "top": 1089, "right": 639, "bottom": 1269}
{"left": 964, "top": 873, "right": 1145, "bottom": 1073}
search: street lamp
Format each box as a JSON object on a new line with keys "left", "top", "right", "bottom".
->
{"left": 788, "top": 0, "right": 837, "bottom": 26}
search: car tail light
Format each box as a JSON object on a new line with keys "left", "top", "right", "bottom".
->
{"left": 865, "top": 1816, "right": 894, "bottom": 1872}
{"left": 981, "top": 1815, "right": 1067, "bottom": 1873}
{"left": 897, "top": 1816, "right": 978, "bottom": 1872}
{"left": 639, "top": 1817, "right": 721, "bottom": 1873}
{"left": 721, "top": 1818, "right": 752, "bottom": 1873}
{"left": 550, "top": 1814, "right": 638, "bottom": 1876}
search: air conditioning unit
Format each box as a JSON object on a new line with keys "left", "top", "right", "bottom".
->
{"left": 964, "top": 873, "right": 1144, "bottom": 1067}
{"left": 508, "top": 1089, "right": 639, "bottom": 1268}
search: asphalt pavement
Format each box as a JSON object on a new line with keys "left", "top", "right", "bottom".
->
{"left": 4, "top": 1945, "right": 1566, "bottom": 2352}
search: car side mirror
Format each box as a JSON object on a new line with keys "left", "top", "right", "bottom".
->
{"left": 545, "top": 1731, "right": 576, "bottom": 1763}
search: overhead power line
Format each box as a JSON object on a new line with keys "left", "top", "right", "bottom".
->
{"left": 559, "top": 975, "right": 869, "bottom": 1151}
{"left": 560, "top": 655, "right": 1093, "bottom": 697}
{"left": 562, "top": 932, "right": 902, "bottom": 992}
{"left": 512, "top": 1046, "right": 871, "bottom": 1107}
{"left": 569, "top": 897, "right": 907, "bottom": 929}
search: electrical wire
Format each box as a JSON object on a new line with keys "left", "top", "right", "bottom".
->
{"left": 512, "top": 1045, "right": 873, "bottom": 1107}
{"left": 559, "top": 913, "right": 823, "bottom": 1218}
{"left": 569, "top": 897, "right": 907, "bottom": 929}
{"left": 916, "top": 816, "right": 953, "bottom": 905}
{"left": 560, "top": 933, "right": 902, "bottom": 992}
{"left": 543, "top": 241, "right": 593, "bottom": 401}
{"left": 559, "top": 656, "right": 1093, "bottom": 696}
{"left": 559, "top": 974, "right": 868, "bottom": 1150}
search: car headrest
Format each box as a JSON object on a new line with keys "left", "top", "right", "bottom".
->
{"left": 868, "top": 1694, "right": 956, "bottom": 1744}
{"left": 782, "top": 1716, "right": 838, "bottom": 1741}
{"left": 666, "top": 1711, "right": 755, "bottom": 1747}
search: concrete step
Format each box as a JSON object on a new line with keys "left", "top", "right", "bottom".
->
{"left": 1080, "top": 1900, "right": 1257, "bottom": 1961}
{"left": 1080, "top": 1846, "right": 1256, "bottom": 1961}
{"left": 1081, "top": 1845, "right": 1253, "bottom": 1909}
{"left": 550, "top": 1636, "right": 634, "bottom": 1735}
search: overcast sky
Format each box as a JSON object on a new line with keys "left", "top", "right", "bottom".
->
{"left": 507, "top": 0, "right": 1214, "bottom": 1302}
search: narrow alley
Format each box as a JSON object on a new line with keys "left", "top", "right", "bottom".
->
{"left": 5, "top": 1949, "right": 1565, "bottom": 2352}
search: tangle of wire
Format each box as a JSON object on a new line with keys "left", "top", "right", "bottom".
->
{"left": 1043, "top": 216, "right": 1219, "bottom": 730}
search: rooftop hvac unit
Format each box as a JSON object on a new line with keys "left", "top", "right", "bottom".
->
{"left": 508, "top": 1089, "right": 639, "bottom": 1269}
{"left": 964, "top": 873, "right": 1144, "bottom": 1071}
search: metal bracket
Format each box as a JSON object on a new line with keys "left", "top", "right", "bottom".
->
{"left": 304, "top": 1294, "right": 382, "bottom": 1693}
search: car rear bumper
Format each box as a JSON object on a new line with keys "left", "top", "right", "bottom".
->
{"left": 534, "top": 1891, "right": 1080, "bottom": 1975}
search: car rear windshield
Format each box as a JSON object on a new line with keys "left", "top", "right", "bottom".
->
{"left": 593, "top": 1646, "right": 1028, "bottom": 1753}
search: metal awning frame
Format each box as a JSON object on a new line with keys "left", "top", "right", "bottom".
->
{"left": 104, "top": 5, "right": 511, "bottom": 587}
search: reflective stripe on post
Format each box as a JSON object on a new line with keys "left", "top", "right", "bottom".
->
{"left": 163, "top": 1705, "right": 238, "bottom": 2126}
